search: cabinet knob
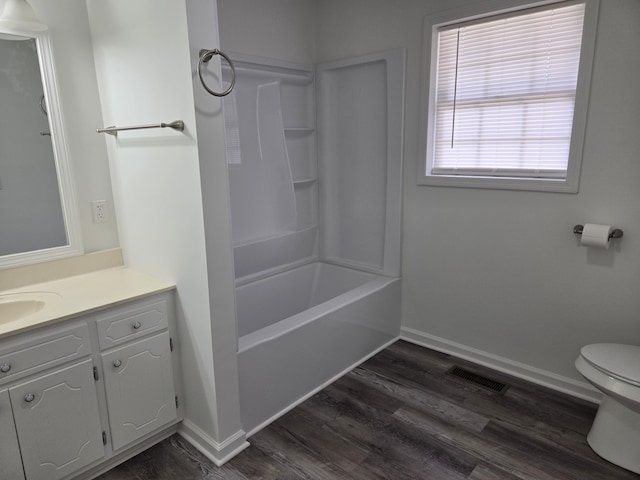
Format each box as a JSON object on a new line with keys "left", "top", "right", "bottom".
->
{"left": 132, "top": 321, "right": 142, "bottom": 330}
{"left": 24, "top": 393, "right": 35, "bottom": 403}
{"left": 0, "top": 364, "right": 11, "bottom": 373}
{"left": 113, "top": 359, "right": 122, "bottom": 368}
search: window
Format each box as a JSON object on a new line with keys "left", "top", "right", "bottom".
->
{"left": 419, "top": 0, "right": 599, "bottom": 192}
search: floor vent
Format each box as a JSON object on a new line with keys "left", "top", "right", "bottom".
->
{"left": 447, "top": 366, "right": 509, "bottom": 394}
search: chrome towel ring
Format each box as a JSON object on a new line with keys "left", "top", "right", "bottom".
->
{"left": 198, "top": 49, "right": 236, "bottom": 97}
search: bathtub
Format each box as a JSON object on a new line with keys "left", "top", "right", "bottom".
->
{"left": 236, "top": 261, "right": 401, "bottom": 435}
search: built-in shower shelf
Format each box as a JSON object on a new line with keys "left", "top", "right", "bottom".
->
{"left": 284, "top": 127, "right": 315, "bottom": 136}
{"left": 293, "top": 178, "right": 316, "bottom": 186}
{"left": 233, "top": 226, "right": 319, "bottom": 281}
{"left": 233, "top": 229, "right": 299, "bottom": 248}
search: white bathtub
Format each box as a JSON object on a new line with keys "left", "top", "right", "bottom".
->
{"left": 236, "top": 261, "right": 401, "bottom": 435}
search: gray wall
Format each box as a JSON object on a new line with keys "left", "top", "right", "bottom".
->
{"left": 317, "top": 0, "right": 640, "bottom": 398}
{"left": 217, "top": 0, "right": 316, "bottom": 64}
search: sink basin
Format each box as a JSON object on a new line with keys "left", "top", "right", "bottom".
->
{"left": 0, "top": 292, "right": 62, "bottom": 324}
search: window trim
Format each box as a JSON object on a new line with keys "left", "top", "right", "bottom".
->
{"left": 417, "top": 0, "right": 600, "bottom": 193}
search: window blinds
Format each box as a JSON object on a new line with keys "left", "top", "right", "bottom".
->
{"left": 432, "top": 2, "right": 586, "bottom": 178}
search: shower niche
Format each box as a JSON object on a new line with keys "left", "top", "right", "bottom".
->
{"left": 222, "top": 49, "right": 405, "bottom": 282}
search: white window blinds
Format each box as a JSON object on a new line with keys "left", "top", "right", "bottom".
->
{"left": 431, "top": 2, "right": 586, "bottom": 178}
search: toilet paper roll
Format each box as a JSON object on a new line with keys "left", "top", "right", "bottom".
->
{"left": 581, "top": 223, "right": 613, "bottom": 249}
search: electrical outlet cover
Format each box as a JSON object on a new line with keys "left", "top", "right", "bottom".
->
{"left": 92, "top": 200, "right": 108, "bottom": 224}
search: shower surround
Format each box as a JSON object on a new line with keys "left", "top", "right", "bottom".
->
{"left": 222, "top": 49, "right": 405, "bottom": 434}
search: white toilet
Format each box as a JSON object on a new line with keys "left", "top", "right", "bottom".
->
{"left": 575, "top": 343, "right": 640, "bottom": 474}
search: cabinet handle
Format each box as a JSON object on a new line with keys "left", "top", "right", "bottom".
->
{"left": 113, "top": 359, "right": 122, "bottom": 368}
{"left": 24, "top": 393, "right": 35, "bottom": 403}
{"left": 132, "top": 321, "right": 142, "bottom": 330}
{"left": 0, "top": 363, "right": 11, "bottom": 373}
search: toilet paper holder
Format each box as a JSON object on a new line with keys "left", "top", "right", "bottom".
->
{"left": 573, "top": 225, "right": 624, "bottom": 239}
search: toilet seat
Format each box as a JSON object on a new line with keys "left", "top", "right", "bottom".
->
{"left": 580, "top": 343, "right": 640, "bottom": 388}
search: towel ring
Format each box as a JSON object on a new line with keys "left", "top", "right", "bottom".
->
{"left": 198, "top": 49, "right": 236, "bottom": 97}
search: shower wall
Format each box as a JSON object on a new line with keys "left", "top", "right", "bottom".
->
{"left": 222, "top": 57, "right": 318, "bottom": 280}
{"left": 223, "top": 49, "right": 405, "bottom": 281}
{"left": 317, "top": 51, "right": 405, "bottom": 276}
{"left": 218, "top": 0, "right": 404, "bottom": 283}
{"left": 218, "top": 0, "right": 317, "bottom": 282}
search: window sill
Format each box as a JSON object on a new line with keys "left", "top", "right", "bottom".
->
{"left": 417, "top": 174, "right": 579, "bottom": 193}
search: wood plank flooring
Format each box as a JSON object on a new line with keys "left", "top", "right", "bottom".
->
{"left": 96, "top": 340, "right": 638, "bottom": 479}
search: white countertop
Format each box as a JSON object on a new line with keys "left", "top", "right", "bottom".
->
{"left": 0, "top": 267, "right": 175, "bottom": 338}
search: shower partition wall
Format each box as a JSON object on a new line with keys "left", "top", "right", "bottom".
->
{"left": 222, "top": 49, "right": 406, "bottom": 435}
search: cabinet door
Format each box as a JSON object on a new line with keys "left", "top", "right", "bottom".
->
{"left": 102, "top": 331, "right": 177, "bottom": 451}
{"left": 9, "top": 359, "right": 105, "bottom": 480}
{"left": 0, "top": 389, "right": 25, "bottom": 480}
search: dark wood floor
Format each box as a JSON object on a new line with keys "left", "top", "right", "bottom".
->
{"left": 97, "top": 340, "right": 638, "bottom": 479}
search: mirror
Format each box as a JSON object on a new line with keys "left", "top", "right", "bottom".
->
{"left": 0, "top": 29, "right": 82, "bottom": 268}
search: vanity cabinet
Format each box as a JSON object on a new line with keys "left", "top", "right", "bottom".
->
{"left": 0, "top": 290, "right": 181, "bottom": 480}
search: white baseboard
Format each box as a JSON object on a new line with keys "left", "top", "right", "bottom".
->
{"left": 177, "top": 420, "right": 249, "bottom": 467}
{"left": 400, "top": 327, "right": 601, "bottom": 404}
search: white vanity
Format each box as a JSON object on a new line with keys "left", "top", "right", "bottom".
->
{"left": 0, "top": 268, "right": 182, "bottom": 480}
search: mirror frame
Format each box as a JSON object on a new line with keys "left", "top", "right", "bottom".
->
{"left": 0, "top": 27, "right": 83, "bottom": 269}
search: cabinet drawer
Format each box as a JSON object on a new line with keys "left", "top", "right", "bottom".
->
{"left": 0, "top": 323, "right": 91, "bottom": 386}
{"left": 96, "top": 298, "right": 168, "bottom": 350}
